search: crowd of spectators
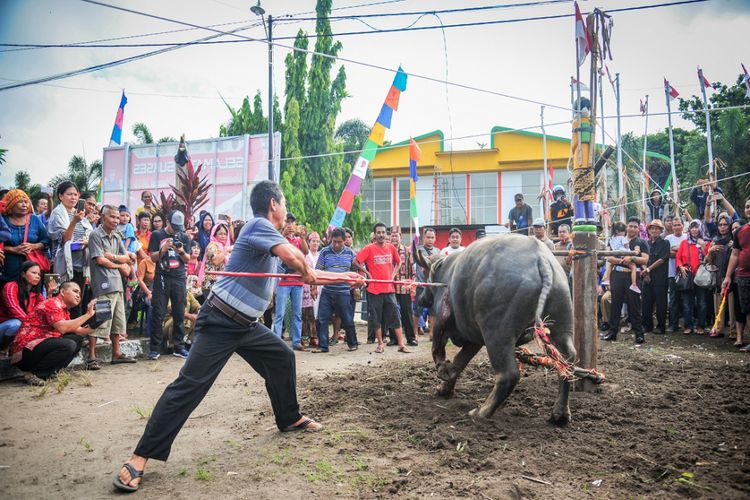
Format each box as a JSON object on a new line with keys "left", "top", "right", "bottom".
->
{"left": 1, "top": 177, "right": 748, "bottom": 386}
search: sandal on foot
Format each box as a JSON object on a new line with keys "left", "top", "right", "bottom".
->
{"left": 740, "top": 344, "right": 750, "bottom": 353}
{"left": 23, "top": 372, "right": 45, "bottom": 386}
{"left": 86, "top": 359, "right": 101, "bottom": 371}
{"left": 113, "top": 462, "right": 144, "bottom": 492}
{"left": 281, "top": 417, "right": 323, "bottom": 433}
{"left": 111, "top": 354, "right": 137, "bottom": 364}
{"left": 397, "top": 346, "right": 412, "bottom": 353}
{"left": 374, "top": 345, "right": 385, "bottom": 354}
{"left": 733, "top": 340, "right": 744, "bottom": 347}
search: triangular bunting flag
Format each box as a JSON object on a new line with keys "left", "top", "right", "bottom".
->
{"left": 384, "top": 86, "right": 400, "bottom": 110}
{"left": 376, "top": 104, "right": 393, "bottom": 129}
{"left": 369, "top": 122, "right": 386, "bottom": 146}
{"left": 393, "top": 66, "right": 407, "bottom": 91}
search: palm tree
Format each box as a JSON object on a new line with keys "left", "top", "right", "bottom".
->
{"left": 49, "top": 155, "right": 102, "bottom": 193}
{"left": 14, "top": 170, "right": 42, "bottom": 200}
{"left": 132, "top": 122, "right": 154, "bottom": 144}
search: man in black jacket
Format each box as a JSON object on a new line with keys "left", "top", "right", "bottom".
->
{"left": 642, "top": 219, "right": 670, "bottom": 335}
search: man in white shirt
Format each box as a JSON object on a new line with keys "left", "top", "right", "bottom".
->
{"left": 440, "top": 228, "right": 465, "bottom": 256}
{"left": 664, "top": 218, "right": 686, "bottom": 332}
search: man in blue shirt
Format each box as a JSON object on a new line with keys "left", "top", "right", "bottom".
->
{"left": 114, "top": 181, "right": 363, "bottom": 493}
{"left": 315, "top": 227, "right": 358, "bottom": 352}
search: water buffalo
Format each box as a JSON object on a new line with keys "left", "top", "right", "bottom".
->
{"left": 415, "top": 234, "right": 576, "bottom": 425}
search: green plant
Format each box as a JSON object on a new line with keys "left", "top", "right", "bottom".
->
{"left": 196, "top": 456, "right": 216, "bottom": 466}
{"left": 30, "top": 383, "right": 49, "bottom": 398}
{"left": 195, "top": 468, "right": 214, "bottom": 481}
{"left": 79, "top": 437, "right": 93, "bottom": 453}
{"left": 77, "top": 372, "right": 93, "bottom": 387}
{"left": 54, "top": 371, "right": 72, "bottom": 393}
{"left": 353, "top": 457, "right": 368, "bottom": 471}
{"left": 272, "top": 448, "right": 291, "bottom": 466}
{"left": 132, "top": 405, "right": 154, "bottom": 420}
{"left": 178, "top": 467, "right": 189, "bottom": 477}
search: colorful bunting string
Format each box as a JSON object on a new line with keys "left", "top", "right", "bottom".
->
{"left": 328, "top": 66, "right": 408, "bottom": 231}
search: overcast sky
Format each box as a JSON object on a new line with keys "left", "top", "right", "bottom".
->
{"left": 0, "top": 0, "right": 748, "bottom": 188}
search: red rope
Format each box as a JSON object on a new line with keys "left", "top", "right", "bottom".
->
{"left": 205, "top": 270, "right": 443, "bottom": 288}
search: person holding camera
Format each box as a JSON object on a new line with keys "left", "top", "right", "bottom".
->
{"left": 87, "top": 205, "right": 137, "bottom": 369}
{"left": 10, "top": 281, "right": 98, "bottom": 385}
{"left": 147, "top": 211, "right": 191, "bottom": 360}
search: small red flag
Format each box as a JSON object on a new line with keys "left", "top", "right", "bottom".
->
{"left": 664, "top": 78, "right": 679, "bottom": 100}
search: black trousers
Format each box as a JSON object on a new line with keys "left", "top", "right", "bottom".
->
{"left": 134, "top": 302, "right": 302, "bottom": 461}
{"left": 609, "top": 270, "right": 643, "bottom": 335}
{"left": 395, "top": 293, "right": 416, "bottom": 342}
{"left": 149, "top": 274, "right": 186, "bottom": 352}
{"left": 16, "top": 334, "right": 83, "bottom": 379}
{"left": 668, "top": 278, "right": 683, "bottom": 330}
{"left": 642, "top": 276, "right": 668, "bottom": 332}
{"left": 70, "top": 269, "right": 92, "bottom": 319}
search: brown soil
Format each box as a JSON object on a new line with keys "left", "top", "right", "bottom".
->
{"left": 1, "top": 327, "right": 748, "bottom": 499}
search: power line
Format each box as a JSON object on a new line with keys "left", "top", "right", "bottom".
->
{"left": 3, "top": 0, "right": 711, "bottom": 49}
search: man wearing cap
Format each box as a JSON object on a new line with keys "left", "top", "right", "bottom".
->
{"left": 550, "top": 185, "right": 573, "bottom": 236}
{"left": 532, "top": 218, "right": 555, "bottom": 251}
{"left": 147, "top": 210, "right": 192, "bottom": 360}
{"left": 507, "top": 193, "right": 533, "bottom": 235}
{"left": 641, "top": 219, "right": 670, "bottom": 335}
{"left": 273, "top": 212, "right": 308, "bottom": 350}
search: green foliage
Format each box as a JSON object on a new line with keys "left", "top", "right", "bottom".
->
{"left": 48, "top": 155, "right": 102, "bottom": 194}
{"left": 219, "top": 91, "right": 269, "bottom": 137}
{"left": 132, "top": 122, "right": 154, "bottom": 144}
{"left": 158, "top": 136, "right": 177, "bottom": 143}
{"left": 677, "top": 77, "right": 750, "bottom": 211}
{"left": 13, "top": 170, "right": 42, "bottom": 200}
{"left": 336, "top": 118, "right": 370, "bottom": 169}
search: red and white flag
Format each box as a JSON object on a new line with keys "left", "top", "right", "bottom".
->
{"left": 570, "top": 77, "right": 589, "bottom": 91}
{"left": 575, "top": 2, "right": 591, "bottom": 67}
{"left": 742, "top": 63, "right": 750, "bottom": 98}
{"left": 698, "top": 68, "right": 715, "bottom": 91}
{"left": 640, "top": 99, "right": 648, "bottom": 115}
{"left": 664, "top": 78, "right": 679, "bottom": 100}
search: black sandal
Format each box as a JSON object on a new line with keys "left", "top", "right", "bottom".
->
{"left": 113, "top": 462, "right": 143, "bottom": 492}
{"left": 281, "top": 417, "right": 323, "bottom": 433}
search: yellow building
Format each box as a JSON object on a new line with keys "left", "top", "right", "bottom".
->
{"left": 362, "top": 125, "right": 574, "bottom": 236}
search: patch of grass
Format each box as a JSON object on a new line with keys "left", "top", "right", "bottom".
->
{"left": 665, "top": 428, "right": 680, "bottom": 436}
{"left": 350, "top": 474, "right": 389, "bottom": 490}
{"left": 30, "top": 383, "right": 49, "bottom": 398}
{"left": 353, "top": 457, "right": 368, "bottom": 471}
{"left": 195, "top": 468, "right": 214, "bottom": 481}
{"left": 226, "top": 439, "right": 242, "bottom": 449}
{"left": 196, "top": 455, "right": 217, "bottom": 466}
{"left": 79, "top": 437, "right": 93, "bottom": 453}
{"left": 147, "top": 362, "right": 162, "bottom": 373}
{"left": 132, "top": 405, "right": 153, "bottom": 420}
{"left": 325, "top": 430, "right": 343, "bottom": 444}
{"left": 674, "top": 471, "right": 711, "bottom": 491}
{"left": 54, "top": 371, "right": 72, "bottom": 393}
{"left": 307, "top": 460, "right": 334, "bottom": 482}
{"left": 178, "top": 467, "right": 189, "bottom": 477}
{"left": 77, "top": 372, "right": 93, "bottom": 387}
{"left": 271, "top": 448, "right": 291, "bottom": 466}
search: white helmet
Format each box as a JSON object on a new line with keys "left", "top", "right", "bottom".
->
{"left": 553, "top": 184, "right": 565, "bottom": 194}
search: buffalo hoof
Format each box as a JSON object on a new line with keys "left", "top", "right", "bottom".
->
{"left": 468, "top": 407, "right": 491, "bottom": 420}
{"left": 550, "top": 407, "right": 571, "bottom": 426}
{"left": 434, "top": 382, "right": 455, "bottom": 398}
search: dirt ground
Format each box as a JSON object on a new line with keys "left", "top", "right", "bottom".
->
{"left": 1, "top": 325, "right": 748, "bottom": 499}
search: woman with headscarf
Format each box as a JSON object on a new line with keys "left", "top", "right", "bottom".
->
{"left": 197, "top": 221, "right": 231, "bottom": 297}
{"left": 1, "top": 189, "right": 50, "bottom": 284}
{"left": 196, "top": 211, "right": 214, "bottom": 260}
{"left": 706, "top": 214, "right": 734, "bottom": 338}
{"left": 676, "top": 219, "right": 709, "bottom": 334}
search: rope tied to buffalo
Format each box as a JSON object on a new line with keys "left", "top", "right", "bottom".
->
{"left": 515, "top": 321, "right": 605, "bottom": 383}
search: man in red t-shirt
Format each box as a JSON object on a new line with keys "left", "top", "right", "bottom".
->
{"left": 722, "top": 197, "right": 750, "bottom": 351}
{"left": 356, "top": 223, "right": 411, "bottom": 354}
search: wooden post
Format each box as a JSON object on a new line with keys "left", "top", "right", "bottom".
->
{"left": 572, "top": 230, "right": 599, "bottom": 392}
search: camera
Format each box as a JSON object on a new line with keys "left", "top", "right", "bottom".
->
{"left": 172, "top": 237, "right": 183, "bottom": 249}
{"left": 82, "top": 299, "right": 113, "bottom": 329}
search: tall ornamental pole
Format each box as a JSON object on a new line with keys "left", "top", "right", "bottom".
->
{"left": 698, "top": 67, "right": 715, "bottom": 214}
{"left": 664, "top": 80, "right": 680, "bottom": 211}
{"left": 541, "top": 105, "right": 550, "bottom": 219}
{"left": 615, "top": 73, "right": 625, "bottom": 221}
{"left": 641, "top": 95, "right": 649, "bottom": 218}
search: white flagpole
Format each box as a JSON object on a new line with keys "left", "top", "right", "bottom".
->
{"left": 541, "top": 105, "right": 549, "bottom": 220}
{"left": 642, "top": 95, "right": 649, "bottom": 220}
{"left": 698, "top": 67, "right": 715, "bottom": 215}
{"left": 599, "top": 70, "right": 607, "bottom": 207}
{"left": 665, "top": 80, "right": 680, "bottom": 213}
{"left": 616, "top": 73, "right": 624, "bottom": 221}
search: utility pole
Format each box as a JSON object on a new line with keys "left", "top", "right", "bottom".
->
{"left": 251, "top": 1, "right": 275, "bottom": 182}
{"left": 541, "top": 105, "right": 550, "bottom": 219}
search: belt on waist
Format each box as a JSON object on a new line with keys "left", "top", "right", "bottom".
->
{"left": 207, "top": 294, "right": 258, "bottom": 328}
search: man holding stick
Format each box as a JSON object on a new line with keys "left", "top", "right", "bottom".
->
{"left": 114, "top": 181, "right": 364, "bottom": 493}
